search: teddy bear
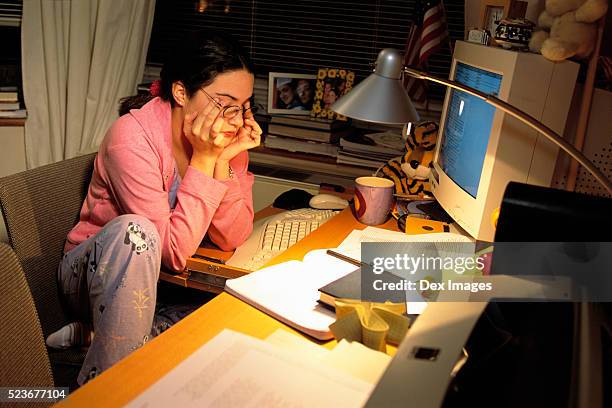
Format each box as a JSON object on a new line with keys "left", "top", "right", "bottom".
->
{"left": 529, "top": 0, "right": 608, "bottom": 61}
{"left": 379, "top": 121, "right": 439, "bottom": 196}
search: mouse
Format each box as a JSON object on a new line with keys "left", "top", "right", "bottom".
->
{"left": 273, "top": 189, "right": 314, "bottom": 210}
{"left": 309, "top": 193, "right": 349, "bottom": 210}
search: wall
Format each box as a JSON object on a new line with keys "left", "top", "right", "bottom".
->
{"left": 552, "top": 87, "right": 612, "bottom": 196}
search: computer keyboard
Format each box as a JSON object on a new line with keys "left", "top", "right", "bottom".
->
{"left": 227, "top": 208, "right": 338, "bottom": 271}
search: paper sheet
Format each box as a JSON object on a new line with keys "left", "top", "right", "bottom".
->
{"left": 264, "top": 329, "right": 391, "bottom": 385}
{"left": 265, "top": 329, "right": 330, "bottom": 360}
{"left": 126, "top": 329, "right": 372, "bottom": 408}
{"left": 321, "top": 340, "right": 391, "bottom": 385}
{"left": 338, "top": 227, "right": 473, "bottom": 259}
{"left": 336, "top": 227, "right": 472, "bottom": 315}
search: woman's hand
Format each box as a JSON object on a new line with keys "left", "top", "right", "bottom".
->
{"left": 183, "top": 100, "right": 231, "bottom": 159}
{"left": 217, "top": 108, "right": 262, "bottom": 163}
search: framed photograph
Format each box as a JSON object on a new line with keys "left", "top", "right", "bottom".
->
{"left": 479, "top": 0, "right": 508, "bottom": 36}
{"left": 311, "top": 68, "right": 355, "bottom": 121}
{"left": 267, "top": 72, "right": 317, "bottom": 115}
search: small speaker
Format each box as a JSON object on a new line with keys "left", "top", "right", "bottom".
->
{"left": 495, "top": 182, "right": 612, "bottom": 242}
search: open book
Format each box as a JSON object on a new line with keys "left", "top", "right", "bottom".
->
{"left": 225, "top": 249, "right": 357, "bottom": 340}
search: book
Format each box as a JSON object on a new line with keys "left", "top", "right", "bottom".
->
{"left": 340, "top": 134, "right": 404, "bottom": 157}
{"left": 318, "top": 268, "right": 361, "bottom": 308}
{"left": 367, "top": 131, "right": 405, "bottom": 150}
{"left": 268, "top": 123, "right": 352, "bottom": 143}
{"left": 0, "top": 102, "right": 20, "bottom": 111}
{"left": 0, "top": 109, "right": 26, "bottom": 118}
{"left": 336, "top": 150, "right": 389, "bottom": 169}
{"left": 264, "top": 134, "right": 339, "bottom": 157}
{"left": 318, "top": 268, "right": 405, "bottom": 308}
{"left": 270, "top": 114, "right": 348, "bottom": 131}
{"left": 0, "top": 92, "right": 18, "bottom": 102}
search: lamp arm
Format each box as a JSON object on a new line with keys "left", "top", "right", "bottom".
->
{"left": 404, "top": 67, "right": 612, "bottom": 195}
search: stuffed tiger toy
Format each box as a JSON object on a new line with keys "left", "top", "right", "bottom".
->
{"left": 378, "top": 121, "right": 439, "bottom": 195}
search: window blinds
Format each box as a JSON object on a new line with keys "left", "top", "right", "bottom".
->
{"left": 0, "top": 0, "right": 22, "bottom": 27}
{"left": 147, "top": 0, "right": 465, "bottom": 101}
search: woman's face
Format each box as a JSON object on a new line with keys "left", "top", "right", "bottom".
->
{"left": 296, "top": 80, "right": 313, "bottom": 104}
{"left": 324, "top": 88, "right": 337, "bottom": 106}
{"left": 278, "top": 83, "right": 295, "bottom": 105}
{"left": 185, "top": 69, "right": 254, "bottom": 138}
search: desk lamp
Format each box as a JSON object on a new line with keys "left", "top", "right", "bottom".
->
{"left": 331, "top": 48, "right": 612, "bottom": 195}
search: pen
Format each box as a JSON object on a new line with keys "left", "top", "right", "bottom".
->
{"left": 326, "top": 249, "right": 362, "bottom": 267}
{"left": 393, "top": 193, "right": 433, "bottom": 200}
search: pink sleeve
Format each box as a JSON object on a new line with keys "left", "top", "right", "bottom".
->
{"left": 104, "top": 139, "right": 230, "bottom": 272}
{"left": 206, "top": 151, "right": 255, "bottom": 250}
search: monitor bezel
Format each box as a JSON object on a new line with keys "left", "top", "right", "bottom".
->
{"left": 430, "top": 42, "right": 517, "bottom": 241}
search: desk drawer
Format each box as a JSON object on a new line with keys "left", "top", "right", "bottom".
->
{"left": 185, "top": 258, "right": 249, "bottom": 280}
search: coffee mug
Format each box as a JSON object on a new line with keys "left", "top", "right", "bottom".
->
{"left": 352, "top": 176, "right": 395, "bottom": 225}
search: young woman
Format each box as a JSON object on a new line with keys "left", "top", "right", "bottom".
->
{"left": 51, "top": 30, "right": 261, "bottom": 385}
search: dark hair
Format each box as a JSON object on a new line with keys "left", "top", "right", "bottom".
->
{"left": 119, "top": 30, "right": 254, "bottom": 116}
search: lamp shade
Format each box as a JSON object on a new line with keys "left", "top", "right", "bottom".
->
{"left": 331, "top": 48, "right": 419, "bottom": 125}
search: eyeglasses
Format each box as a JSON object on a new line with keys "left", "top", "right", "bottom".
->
{"left": 200, "top": 89, "right": 258, "bottom": 119}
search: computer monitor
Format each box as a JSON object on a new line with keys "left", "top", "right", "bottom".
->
{"left": 429, "top": 41, "right": 579, "bottom": 241}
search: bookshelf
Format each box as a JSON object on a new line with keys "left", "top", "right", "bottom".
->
{"left": 249, "top": 146, "right": 374, "bottom": 189}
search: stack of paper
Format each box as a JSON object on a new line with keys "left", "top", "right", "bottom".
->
{"left": 266, "top": 329, "right": 391, "bottom": 385}
{"left": 337, "top": 131, "right": 404, "bottom": 169}
{"left": 126, "top": 329, "right": 388, "bottom": 407}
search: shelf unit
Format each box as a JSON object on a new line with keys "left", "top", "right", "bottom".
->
{"left": 249, "top": 146, "right": 375, "bottom": 190}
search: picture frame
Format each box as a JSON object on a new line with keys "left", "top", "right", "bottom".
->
{"left": 267, "top": 72, "right": 317, "bottom": 115}
{"left": 479, "top": 0, "right": 508, "bottom": 36}
{"left": 311, "top": 68, "right": 355, "bottom": 121}
{"left": 478, "top": 0, "right": 527, "bottom": 37}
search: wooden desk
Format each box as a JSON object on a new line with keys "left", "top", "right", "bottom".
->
{"left": 59, "top": 210, "right": 398, "bottom": 407}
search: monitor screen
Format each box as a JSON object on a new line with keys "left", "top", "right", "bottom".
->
{"left": 438, "top": 62, "right": 503, "bottom": 197}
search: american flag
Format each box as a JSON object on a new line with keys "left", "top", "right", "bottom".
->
{"left": 403, "top": 0, "right": 449, "bottom": 102}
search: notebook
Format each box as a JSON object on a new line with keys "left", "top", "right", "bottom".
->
{"left": 318, "top": 268, "right": 362, "bottom": 308}
{"left": 318, "top": 268, "right": 404, "bottom": 309}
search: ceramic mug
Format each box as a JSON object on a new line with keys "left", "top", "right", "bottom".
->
{"left": 352, "top": 176, "right": 395, "bottom": 225}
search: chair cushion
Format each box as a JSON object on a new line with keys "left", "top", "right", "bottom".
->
{"left": 0, "top": 243, "right": 54, "bottom": 388}
{"left": 0, "top": 153, "right": 96, "bottom": 337}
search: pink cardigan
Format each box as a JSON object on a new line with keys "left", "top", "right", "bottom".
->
{"left": 65, "top": 97, "right": 254, "bottom": 271}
